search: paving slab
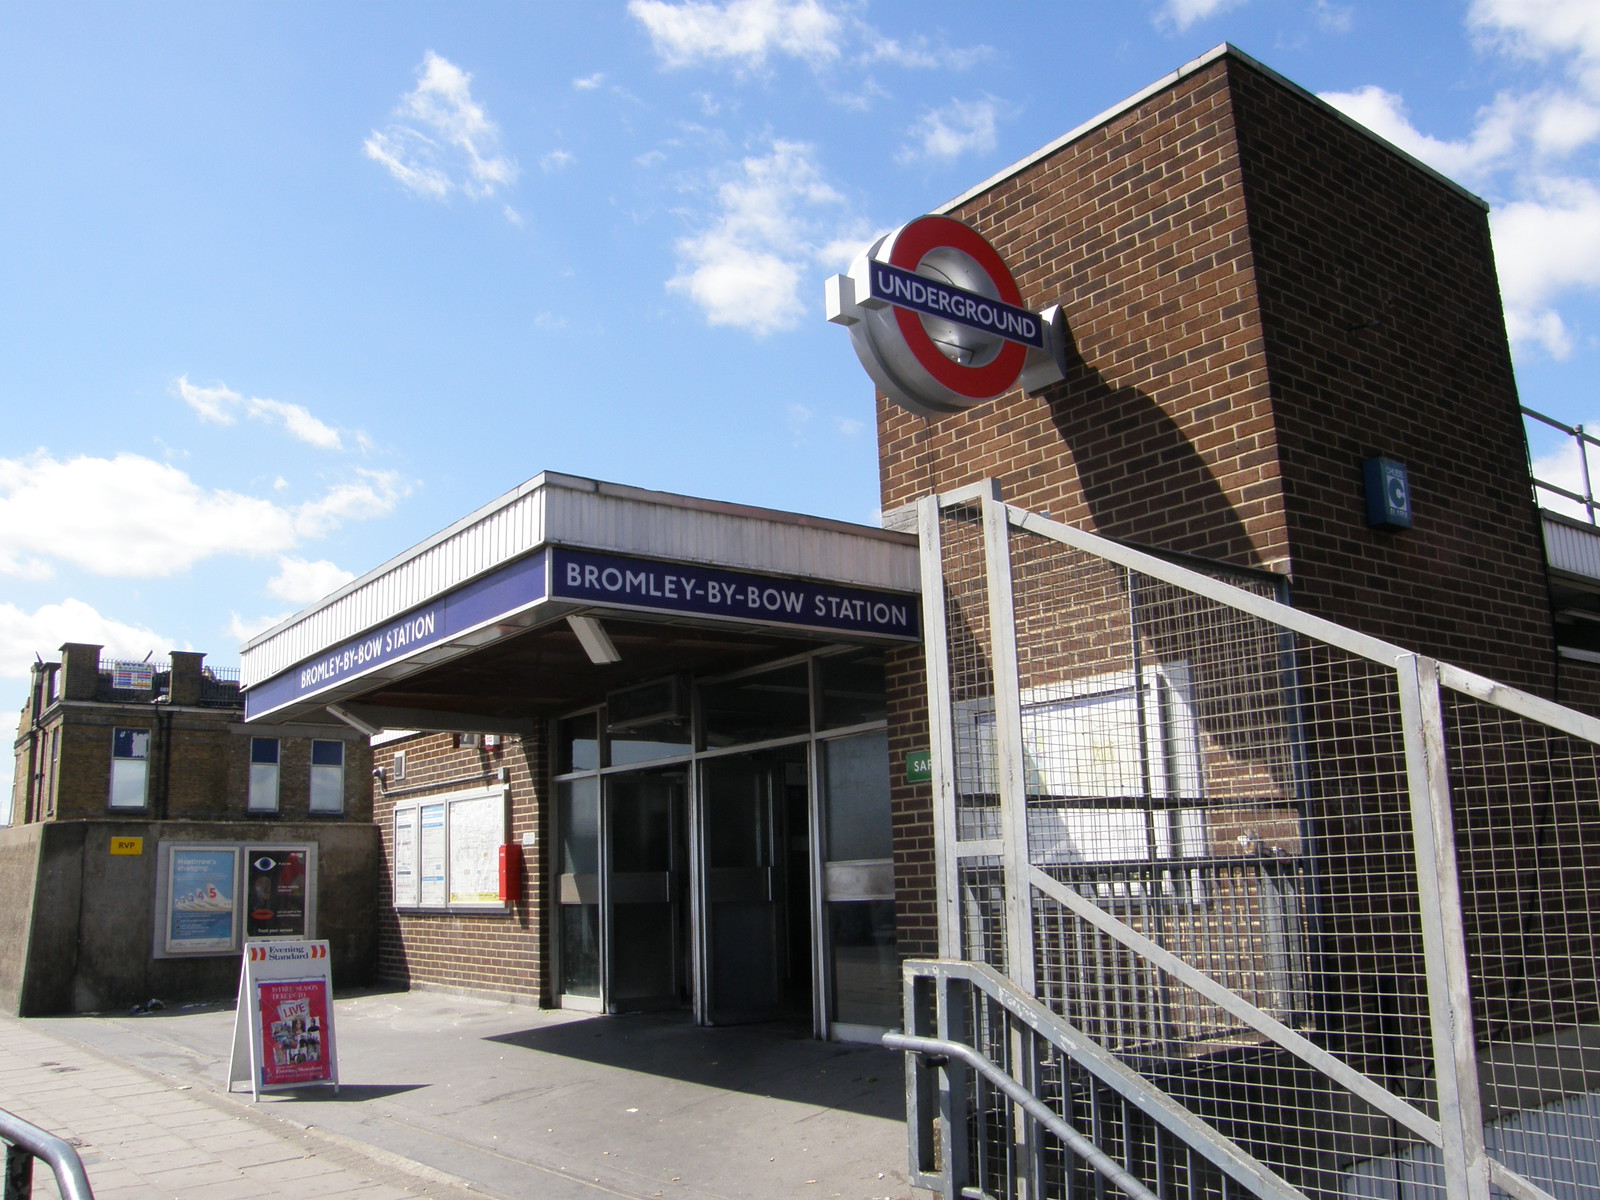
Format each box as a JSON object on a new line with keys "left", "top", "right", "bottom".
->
{"left": 6, "top": 988, "right": 925, "bottom": 1200}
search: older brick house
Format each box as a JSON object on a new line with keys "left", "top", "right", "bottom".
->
{"left": 3, "top": 642, "right": 378, "bottom": 1015}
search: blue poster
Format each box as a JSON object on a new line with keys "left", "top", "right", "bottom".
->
{"left": 167, "top": 848, "right": 238, "bottom": 952}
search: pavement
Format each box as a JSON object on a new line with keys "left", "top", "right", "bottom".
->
{"left": 0, "top": 988, "right": 925, "bottom": 1200}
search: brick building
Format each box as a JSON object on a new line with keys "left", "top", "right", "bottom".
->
{"left": 231, "top": 43, "right": 1600, "bottom": 1106}
{"left": 3, "top": 642, "right": 378, "bottom": 1016}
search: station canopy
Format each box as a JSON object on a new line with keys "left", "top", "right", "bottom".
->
{"left": 239, "top": 472, "right": 921, "bottom": 736}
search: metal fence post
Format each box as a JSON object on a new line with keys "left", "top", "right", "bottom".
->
{"left": 981, "top": 495, "right": 1035, "bottom": 996}
{"left": 1396, "top": 653, "right": 1490, "bottom": 1200}
{"left": 918, "top": 493, "right": 961, "bottom": 960}
{"left": 5, "top": 1144, "right": 31, "bottom": 1200}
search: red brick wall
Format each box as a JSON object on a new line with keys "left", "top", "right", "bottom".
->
{"left": 880, "top": 58, "right": 1288, "bottom": 573}
{"left": 886, "top": 645, "right": 937, "bottom": 958}
{"left": 876, "top": 51, "right": 1557, "bottom": 954}
{"left": 1228, "top": 63, "right": 1553, "bottom": 694}
{"left": 372, "top": 730, "right": 546, "bottom": 1003}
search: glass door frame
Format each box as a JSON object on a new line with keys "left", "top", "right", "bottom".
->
{"left": 549, "top": 647, "right": 893, "bottom": 1040}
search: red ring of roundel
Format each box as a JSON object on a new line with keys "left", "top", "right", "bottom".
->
{"left": 886, "top": 215, "right": 1030, "bottom": 401}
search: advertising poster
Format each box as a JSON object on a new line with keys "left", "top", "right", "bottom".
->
{"left": 245, "top": 849, "right": 309, "bottom": 939}
{"left": 256, "top": 977, "right": 332, "bottom": 1087}
{"left": 167, "top": 847, "right": 238, "bottom": 952}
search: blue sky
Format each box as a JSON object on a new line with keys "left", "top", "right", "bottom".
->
{"left": 4, "top": 0, "right": 1600, "bottom": 711}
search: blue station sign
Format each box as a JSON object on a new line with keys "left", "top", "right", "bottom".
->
{"left": 243, "top": 553, "right": 549, "bottom": 719}
{"left": 549, "top": 548, "right": 920, "bottom": 641}
{"left": 245, "top": 547, "right": 920, "bottom": 719}
{"left": 867, "top": 261, "right": 1044, "bottom": 349}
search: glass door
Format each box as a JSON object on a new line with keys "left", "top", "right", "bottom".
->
{"left": 697, "top": 747, "right": 810, "bottom": 1024}
{"left": 820, "top": 730, "right": 900, "bottom": 1035}
{"left": 605, "top": 767, "right": 689, "bottom": 1012}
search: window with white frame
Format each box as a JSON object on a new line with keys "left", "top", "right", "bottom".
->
{"left": 309, "top": 740, "right": 345, "bottom": 813}
{"left": 110, "top": 727, "right": 151, "bottom": 809}
{"left": 248, "top": 737, "right": 280, "bottom": 812}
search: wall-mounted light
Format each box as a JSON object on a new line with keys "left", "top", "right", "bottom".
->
{"left": 567, "top": 614, "right": 621, "bottom": 664}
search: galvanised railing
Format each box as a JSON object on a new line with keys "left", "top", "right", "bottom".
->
{"left": 900, "top": 481, "right": 1600, "bottom": 1200}
{"left": 1, "top": 1107, "right": 94, "bottom": 1200}
{"left": 1524, "top": 405, "right": 1600, "bottom": 524}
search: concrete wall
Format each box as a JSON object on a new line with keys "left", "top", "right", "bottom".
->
{"left": 0, "top": 819, "right": 380, "bottom": 1016}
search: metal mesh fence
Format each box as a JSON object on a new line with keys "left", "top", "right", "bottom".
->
{"left": 943, "top": 502, "right": 1006, "bottom": 973}
{"left": 1445, "top": 690, "right": 1600, "bottom": 1196}
{"left": 919, "top": 494, "right": 1600, "bottom": 1200}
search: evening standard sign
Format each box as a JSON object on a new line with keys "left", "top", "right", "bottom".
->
{"left": 550, "top": 549, "right": 919, "bottom": 641}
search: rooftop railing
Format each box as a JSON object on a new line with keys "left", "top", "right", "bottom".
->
{"left": 1525, "top": 405, "right": 1600, "bottom": 525}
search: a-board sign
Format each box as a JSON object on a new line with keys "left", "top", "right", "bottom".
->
{"left": 227, "top": 940, "right": 339, "bottom": 1101}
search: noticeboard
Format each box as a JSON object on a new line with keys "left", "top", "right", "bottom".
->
{"left": 227, "top": 940, "right": 339, "bottom": 1102}
{"left": 448, "top": 790, "right": 502, "bottom": 905}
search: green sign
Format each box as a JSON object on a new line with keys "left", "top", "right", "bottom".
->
{"left": 905, "top": 748, "right": 932, "bottom": 784}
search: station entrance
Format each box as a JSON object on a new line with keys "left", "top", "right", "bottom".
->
{"left": 552, "top": 650, "right": 900, "bottom": 1040}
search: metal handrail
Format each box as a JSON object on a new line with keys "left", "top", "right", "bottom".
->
{"left": 0, "top": 1107, "right": 94, "bottom": 1200}
{"left": 897, "top": 959, "right": 1315, "bottom": 1200}
{"left": 883, "top": 1031, "right": 1161, "bottom": 1200}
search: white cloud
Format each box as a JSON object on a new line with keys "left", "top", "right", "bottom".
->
{"left": 574, "top": 73, "right": 606, "bottom": 90}
{"left": 897, "top": 97, "right": 1004, "bottom": 165}
{"left": 267, "top": 556, "right": 356, "bottom": 606}
{"left": 178, "top": 376, "right": 346, "bottom": 450}
{"left": 1315, "top": 1, "right": 1355, "bottom": 34}
{"left": 1491, "top": 179, "right": 1600, "bottom": 356}
{"left": 857, "top": 33, "right": 991, "bottom": 71}
{"left": 292, "top": 469, "right": 409, "bottom": 539}
{"left": 365, "top": 51, "right": 518, "bottom": 203}
{"left": 0, "top": 452, "right": 408, "bottom": 579}
{"left": 1470, "top": 0, "right": 1600, "bottom": 92}
{"left": 1321, "top": 11, "right": 1600, "bottom": 362}
{"left": 0, "top": 599, "right": 172, "bottom": 686}
{"left": 787, "top": 402, "right": 813, "bottom": 447}
{"left": 630, "top": 0, "right": 844, "bottom": 70}
{"left": 541, "top": 149, "right": 576, "bottom": 172}
{"left": 1157, "top": 0, "right": 1250, "bottom": 32}
{"left": 668, "top": 139, "right": 862, "bottom": 334}
{"left": 229, "top": 610, "right": 290, "bottom": 644}
{"left": 1320, "top": 85, "right": 1521, "bottom": 177}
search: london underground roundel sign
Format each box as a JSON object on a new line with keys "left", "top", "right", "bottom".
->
{"left": 826, "top": 215, "right": 1067, "bottom": 418}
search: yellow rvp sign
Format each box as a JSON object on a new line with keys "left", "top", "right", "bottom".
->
{"left": 110, "top": 837, "right": 143, "bottom": 856}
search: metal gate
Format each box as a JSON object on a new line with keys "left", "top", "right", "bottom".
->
{"left": 897, "top": 482, "right": 1600, "bottom": 1200}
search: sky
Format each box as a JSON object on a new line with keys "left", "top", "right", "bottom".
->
{"left": 4, "top": 0, "right": 1600, "bottom": 714}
